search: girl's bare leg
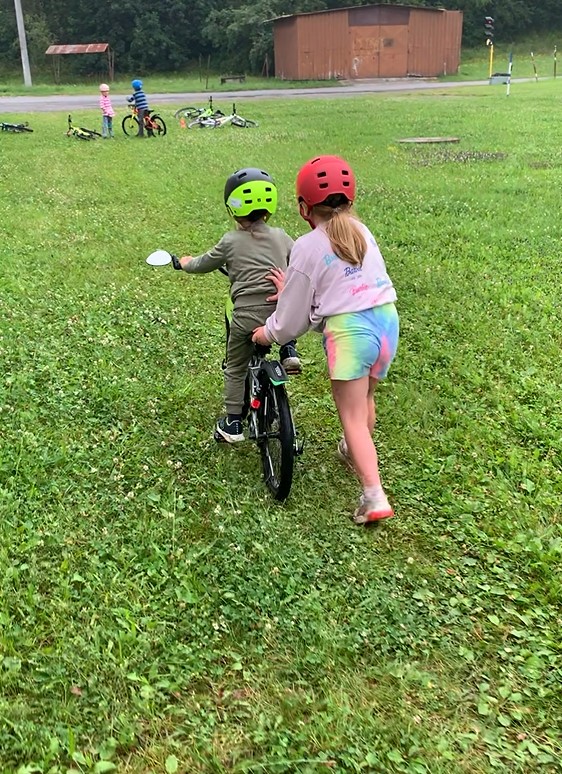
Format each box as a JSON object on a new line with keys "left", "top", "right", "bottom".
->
{"left": 332, "top": 376, "right": 393, "bottom": 523}
{"left": 331, "top": 376, "right": 380, "bottom": 489}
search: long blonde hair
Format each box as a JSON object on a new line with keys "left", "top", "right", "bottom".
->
{"left": 312, "top": 195, "right": 366, "bottom": 266}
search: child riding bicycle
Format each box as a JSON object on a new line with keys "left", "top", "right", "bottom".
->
{"left": 176, "top": 167, "right": 301, "bottom": 443}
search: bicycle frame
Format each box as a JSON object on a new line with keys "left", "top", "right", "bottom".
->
{"left": 66, "top": 114, "right": 100, "bottom": 140}
{"left": 190, "top": 103, "right": 256, "bottom": 129}
{"left": 123, "top": 106, "right": 166, "bottom": 137}
{"left": 0, "top": 121, "right": 33, "bottom": 133}
{"left": 168, "top": 259, "right": 302, "bottom": 499}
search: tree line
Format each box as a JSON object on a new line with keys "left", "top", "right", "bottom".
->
{"left": 0, "top": 0, "right": 558, "bottom": 76}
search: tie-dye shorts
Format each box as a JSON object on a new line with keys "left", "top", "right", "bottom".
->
{"left": 323, "top": 303, "right": 399, "bottom": 381}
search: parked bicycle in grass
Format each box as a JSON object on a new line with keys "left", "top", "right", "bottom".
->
{"left": 66, "top": 114, "right": 101, "bottom": 141}
{"left": 174, "top": 96, "right": 224, "bottom": 124}
{"left": 187, "top": 103, "right": 258, "bottom": 129}
{"left": 1, "top": 121, "right": 33, "bottom": 133}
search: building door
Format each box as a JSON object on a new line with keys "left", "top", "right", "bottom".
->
{"left": 348, "top": 5, "right": 410, "bottom": 79}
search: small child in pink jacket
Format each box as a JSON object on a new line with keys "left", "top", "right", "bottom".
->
{"left": 99, "top": 83, "right": 115, "bottom": 138}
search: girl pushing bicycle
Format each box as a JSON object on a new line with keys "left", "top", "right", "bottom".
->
{"left": 176, "top": 167, "right": 301, "bottom": 443}
{"left": 253, "top": 155, "right": 399, "bottom": 525}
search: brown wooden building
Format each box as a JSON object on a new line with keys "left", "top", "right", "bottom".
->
{"left": 272, "top": 4, "right": 463, "bottom": 80}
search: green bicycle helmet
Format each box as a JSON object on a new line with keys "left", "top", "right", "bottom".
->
{"left": 224, "top": 167, "right": 278, "bottom": 219}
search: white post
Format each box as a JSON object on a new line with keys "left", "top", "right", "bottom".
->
{"left": 13, "top": 0, "right": 32, "bottom": 86}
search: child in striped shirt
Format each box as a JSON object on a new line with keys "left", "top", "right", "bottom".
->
{"left": 98, "top": 83, "right": 114, "bottom": 138}
{"left": 128, "top": 79, "right": 151, "bottom": 137}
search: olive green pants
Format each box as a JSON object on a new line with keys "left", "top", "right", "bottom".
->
{"left": 224, "top": 304, "right": 274, "bottom": 415}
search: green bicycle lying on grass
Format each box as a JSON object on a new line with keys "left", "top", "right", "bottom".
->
{"left": 174, "top": 95, "right": 225, "bottom": 123}
{"left": 187, "top": 103, "right": 258, "bottom": 129}
{"left": 66, "top": 114, "right": 101, "bottom": 140}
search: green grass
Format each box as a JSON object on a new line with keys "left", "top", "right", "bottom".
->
{"left": 1, "top": 81, "right": 562, "bottom": 773}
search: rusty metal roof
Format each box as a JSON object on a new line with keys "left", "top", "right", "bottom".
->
{"left": 266, "top": 4, "right": 446, "bottom": 22}
{"left": 45, "top": 43, "right": 109, "bottom": 55}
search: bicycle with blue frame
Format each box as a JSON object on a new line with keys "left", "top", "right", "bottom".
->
{"left": 146, "top": 250, "right": 303, "bottom": 500}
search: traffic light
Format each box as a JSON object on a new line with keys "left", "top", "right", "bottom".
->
{"left": 484, "top": 16, "right": 494, "bottom": 45}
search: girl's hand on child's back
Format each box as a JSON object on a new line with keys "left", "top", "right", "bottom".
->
{"left": 252, "top": 326, "right": 271, "bottom": 346}
{"left": 179, "top": 256, "right": 193, "bottom": 269}
{"left": 265, "top": 267, "right": 286, "bottom": 301}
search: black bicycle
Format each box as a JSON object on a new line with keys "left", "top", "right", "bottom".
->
{"left": 1, "top": 121, "right": 33, "bottom": 133}
{"left": 164, "top": 254, "right": 302, "bottom": 500}
{"left": 238, "top": 340, "right": 303, "bottom": 500}
{"left": 206, "top": 262, "right": 302, "bottom": 499}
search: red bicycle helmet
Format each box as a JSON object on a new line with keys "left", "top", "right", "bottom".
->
{"left": 296, "top": 155, "right": 356, "bottom": 207}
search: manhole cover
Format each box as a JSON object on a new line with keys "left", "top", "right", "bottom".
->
{"left": 398, "top": 136, "right": 460, "bottom": 144}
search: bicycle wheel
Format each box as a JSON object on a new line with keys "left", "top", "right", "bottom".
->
{"left": 258, "top": 380, "right": 294, "bottom": 501}
{"left": 174, "top": 106, "right": 202, "bottom": 120}
{"left": 73, "top": 129, "right": 93, "bottom": 141}
{"left": 231, "top": 116, "right": 258, "bottom": 128}
{"left": 149, "top": 115, "right": 167, "bottom": 136}
{"left": 122, "top": 115, "right": 139, "bottom": 136}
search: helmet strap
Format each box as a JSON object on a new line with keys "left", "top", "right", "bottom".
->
{"left": 299, "top": 201, "right": 316, "bottom": 230}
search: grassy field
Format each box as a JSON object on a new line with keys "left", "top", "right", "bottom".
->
{"left": 1, "top": 80, "right": 561, "bottom": 773}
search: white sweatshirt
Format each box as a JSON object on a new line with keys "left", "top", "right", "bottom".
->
{"left": 264, "top": 220, "right": 397, "bottom": 344}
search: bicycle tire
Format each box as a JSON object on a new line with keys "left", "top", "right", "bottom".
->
{"left": 80, "top": 127, "right": 101, "bottom": 137}
{"left": 231, "top": 116, "right": 258, "bottom": 128}
{"left": 122, "top": 115, "right": 140, "bottom": 136}
{"left": 174, "top": 106, "right": 202, "bottom": 120}
{"left": 70, "top": 129, "right": 93, "bottom": 141}
{"left": 149, "top": 115, "right": 167, "bottom": 136}
{"left": 258, "top": 380, "right": 294, "bottom": 501}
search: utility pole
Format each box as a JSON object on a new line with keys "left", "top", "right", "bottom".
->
{"left": 13, "top": 0, "right": 32, "bottom": 86}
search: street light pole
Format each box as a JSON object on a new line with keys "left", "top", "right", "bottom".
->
{"left": 13, "top": 0, "right": 32, "bottom": 86}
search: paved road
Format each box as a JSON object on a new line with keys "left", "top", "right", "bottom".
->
{"left": 0, "top": 77, "right": 532, "bottom": 113}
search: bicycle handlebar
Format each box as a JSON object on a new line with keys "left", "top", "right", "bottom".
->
{"left": 169, "top": 254, "right": 228, "bottom": 276}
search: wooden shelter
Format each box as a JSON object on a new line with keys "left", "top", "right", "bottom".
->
{"left": 272, "top": 4, "right": 463, "bottom": 80}
{"left": 45, "top": 43, "right": 114, "bottom": 83}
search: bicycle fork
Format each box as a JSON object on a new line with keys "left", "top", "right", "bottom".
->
{"left": 249, "top": 363, "right": 304, "bottom": 455}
